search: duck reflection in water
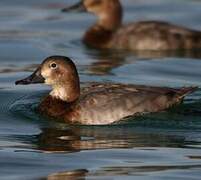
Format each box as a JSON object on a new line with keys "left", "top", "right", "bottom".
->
{"left": 84, "top": 48, "right": 201, "bottom": 75}
{"left": 35, "top": 125, "right": 188, "bottom": 153}
{"left": 46, "top": 169, "right": 88, "bottom": 180}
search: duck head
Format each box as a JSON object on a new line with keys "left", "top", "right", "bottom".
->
{"left": 62, "top": 0, "right": 122, "bottom": 30}
{"left": 16, "top": 56, "right": 80, "bottom": 102}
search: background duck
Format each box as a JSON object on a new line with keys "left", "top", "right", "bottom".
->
{"left": 15, "top": 56, "right": 197, "bottom": 125}
{"left": 62, "top": 0, "right": 201, "bottom": 51}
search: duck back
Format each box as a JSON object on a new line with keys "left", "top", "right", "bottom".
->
{"left": 111, "top": 21, "right": 201, "bottom": 50}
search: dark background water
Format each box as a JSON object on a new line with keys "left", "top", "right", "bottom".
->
{"left": 1, "top": 0, "right": 201, "bottom": 179}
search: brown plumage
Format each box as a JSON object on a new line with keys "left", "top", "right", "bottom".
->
{"left": 15, "top": 56, "right": 197, "bottom": 125}
{"left": 62, "top": 0, "right": 201, "bottom": 51}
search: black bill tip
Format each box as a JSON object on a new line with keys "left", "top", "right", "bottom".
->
{"left": 15, "top": 67, "right": 45, "bottom": 85}
{"left": 15, "top": 78, "right": 31, "bottom": 85}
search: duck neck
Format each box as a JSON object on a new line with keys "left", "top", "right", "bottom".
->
{"left": 83, "top": 2, "right": 122, "bottom": 48}
{"left": 50, "top": 80, "right": 80, "bottom": 103}
{"left": 96, "top": 3, "right": 122, "bottom": 31}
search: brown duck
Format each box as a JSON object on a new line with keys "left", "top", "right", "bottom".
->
{"left": 62, "top": 0, "right": 201, "bottom": 51}
{"left": 16, "top": 56, "right": 197, "bottom": 125}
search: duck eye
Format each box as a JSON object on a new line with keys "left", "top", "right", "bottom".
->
{"left": 50, "top": 63, "right": 57, "bottom": 69}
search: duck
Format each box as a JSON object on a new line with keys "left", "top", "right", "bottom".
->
{"left": 62, "top": 0, "right": 201, "bottom": 51}
{"left": 15, "top": 56, "right": 197, "bottom": 125}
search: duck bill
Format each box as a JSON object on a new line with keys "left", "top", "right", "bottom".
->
{"left": 62, "top": 1, "right": 86, "bottom": 12}
{"left": 15, "top": 67, "right": 45, "bottom": 85}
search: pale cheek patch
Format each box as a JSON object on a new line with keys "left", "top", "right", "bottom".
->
{"left": 41, "top": 68, "right": 51, "bottom": 79}
{"left": 100, "top": 13, "right": 107, "bottom": 20}
{"left": 41, "top": 68, "right": 53, "bottom": 85}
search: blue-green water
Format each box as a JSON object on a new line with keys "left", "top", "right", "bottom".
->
{"left": 1, "top": 0, "right": 201, "bottom": 179}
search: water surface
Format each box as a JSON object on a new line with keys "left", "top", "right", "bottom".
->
{"left": 1, "top": 0, "right": 201, "bottom": 179}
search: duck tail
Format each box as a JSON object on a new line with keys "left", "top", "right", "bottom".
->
{"left": 176, "top": 86, "right": 198, "bottom": 99}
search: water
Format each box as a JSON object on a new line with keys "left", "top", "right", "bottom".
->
{"left": 1, "top": 0, "right": 201, "bottom": 179}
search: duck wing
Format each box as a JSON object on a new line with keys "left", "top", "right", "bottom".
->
{"left": 112, "top": 21, "right": 201, "bottom": 50}
{"left": 69, "top": 83, "right": 197, "bottom": 125}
